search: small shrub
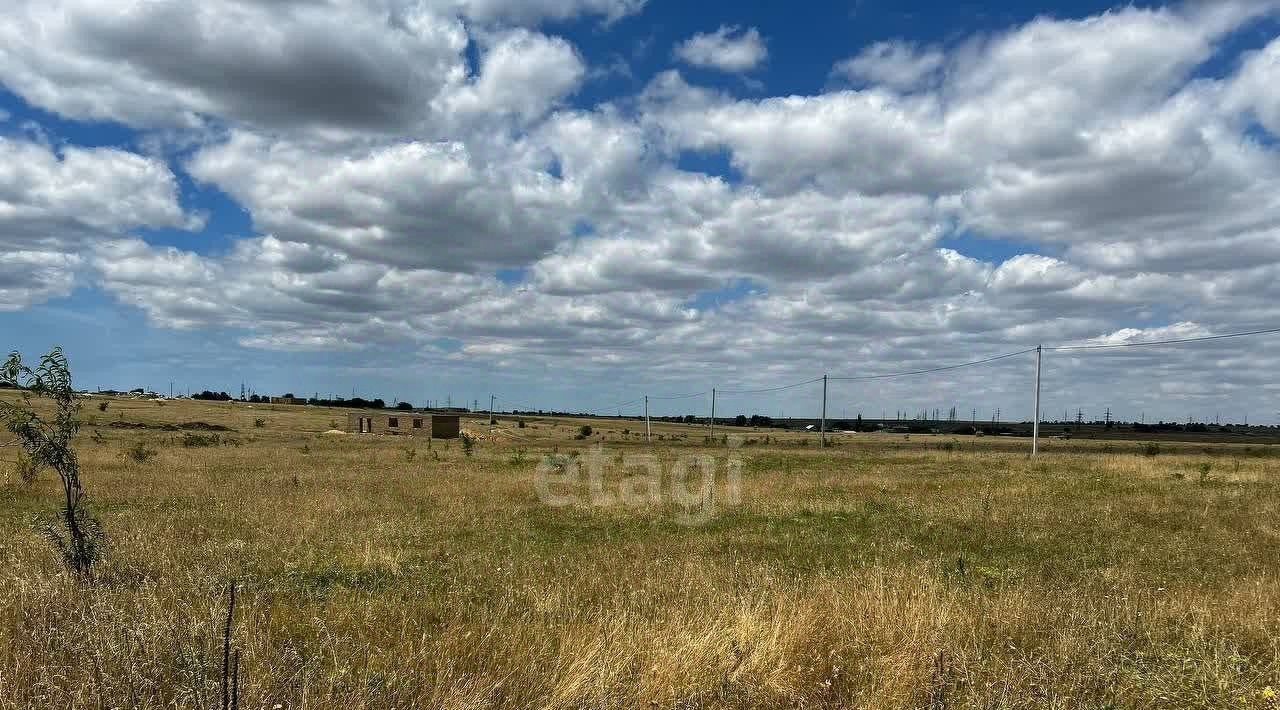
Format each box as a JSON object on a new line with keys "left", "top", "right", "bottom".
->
{"left": 509, "top": 449, "right": 527, "bottom": 467}
{"left": 517, "top": 419, "right": 526, "bottom": 428}
{"left": 253, "top": 418, "right": 266, "bottom": 429}
{"left": 460, "top": 432, "right": 476, "bottom": 456}
{"left": 1197, "top": 462, "right": 1214, "bottom": 485}
{"left": 181, "top": 432, "right": 221, "bottom": 448}
{"left": 403, "top": 447, "right": 417, "bottom": 462}
{"left": 1142, "top": 442, "right": 1161, "bottom": 457}
{"left": 575, "top": 424, "right": 593, "bottom": 440}
{"left": 125, "top": 440, "right": 157, "bottom": 463}
{"left": 97, "top": 401, "right": 109, "bottom": 412}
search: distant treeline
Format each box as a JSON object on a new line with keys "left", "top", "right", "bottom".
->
{"left": 304, "top": 396, "right": 388, "bottom": 409}
{"left": 1131, "top": 421, "right": 1236, "bottom": 434}
{"left": 189, "top": 391, "right": 391, "bottom": 409}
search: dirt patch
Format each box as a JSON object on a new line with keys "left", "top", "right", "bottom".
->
{"left": 178, "top": 421, "right": 232, "bottom": 431}
{"left": 107, "top": 420, "right": 234, "bottom": 432}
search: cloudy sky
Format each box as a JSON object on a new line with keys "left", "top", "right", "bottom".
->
{"left": 3, "top": 0, "right": 1280, "bottom": 423}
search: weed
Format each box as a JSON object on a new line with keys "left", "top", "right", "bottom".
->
{"left": 97, "top": 401, "right": 109, "bottom": 412}
{"left": 1143, "top": 442, "right": 1161, "bottom": 457}
{"left": 181, "top": 432, "right": 221, "bottom": 448}
{"left": 460, "top": 432, "right": 476, "bottom": 457}
{"left": 403, "top": 447, "right": 417, "bottom": 463}
{"left": 1197, "top": 462, "right": 1214, "bottom": 485}
{"left": 253, "top": 418, "right": 266, "bottom": 429}
{"left": 125, "top": 440, "right": 158, "bottom": 463}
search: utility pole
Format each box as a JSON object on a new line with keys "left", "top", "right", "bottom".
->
{"left": 489, "top": 394, "right": 495, "bottom": 426}
{"left": 644, "top": 395, "right": 651, "bottom": 443}
{"left": 709, "top": 388, "right": 716, "bottom": 440}
{"left": 1031, "top": 345, "right": 1042, "bottom": 457}
{"left": 820, "top": 375, "right": 828, "bottom": 446}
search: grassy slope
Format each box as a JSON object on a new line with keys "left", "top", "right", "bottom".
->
{"left": 1, "top": 395, "right": 1278, "bottom": 708}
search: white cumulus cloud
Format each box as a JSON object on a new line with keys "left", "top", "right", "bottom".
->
{"left": 674, "top": 25, "right": 767, "bottom": 73}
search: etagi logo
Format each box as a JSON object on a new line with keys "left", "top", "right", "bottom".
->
{"left": 534, "top": 439, "right": 745, "bottom": 525}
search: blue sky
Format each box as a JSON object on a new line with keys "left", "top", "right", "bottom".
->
{"left": 2, "top": 0, "right": 1280, "bottom": 422}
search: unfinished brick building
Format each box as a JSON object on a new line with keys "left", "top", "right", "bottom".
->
{"left": 346, "top": 412, "right": 460, "bottom": 438}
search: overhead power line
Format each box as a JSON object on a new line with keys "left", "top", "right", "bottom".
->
{"left": 1046, "top": 326, "right": 1280, "bottom": 351}
{"left": 719, "top": 376, "right": 824, "bottom": 395}
{"left": 830, "top": 348, "right": 1037, "bottom": 381}
{"left": 491, "top": 324, "right": 1280, "bottom": 420}
{"left": 649, "top": 390, "right": 709, "bottom": 401}
{"left": 493, "top": 396, "right": 545, "bottom": 412}
{"left": 586, "top": 398, "right": 641, "bottom": 415}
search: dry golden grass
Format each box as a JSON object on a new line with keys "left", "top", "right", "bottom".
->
{"left": 2, "top": 396, "right": 1279, "bottom": 708}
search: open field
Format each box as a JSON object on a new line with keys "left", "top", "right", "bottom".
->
{"left": 3, "top": 395, "right": 1280, "bottom": 709}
